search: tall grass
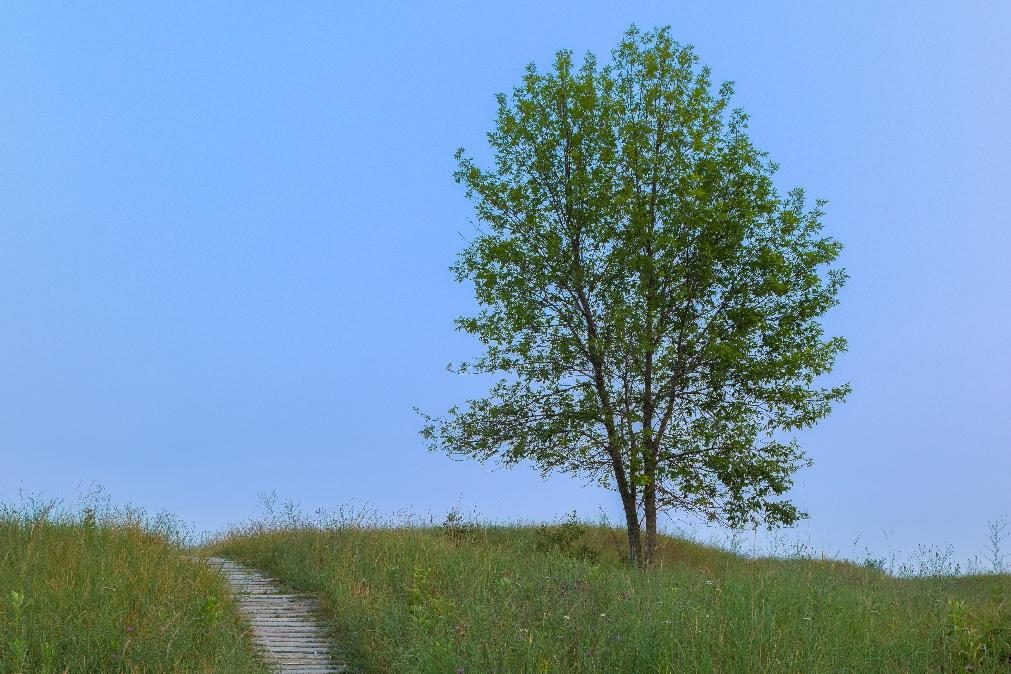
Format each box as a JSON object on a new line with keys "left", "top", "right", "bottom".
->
{"left": 208, "top": 507, "right": 1011, "bottom": 673}
{"left": 0, "top": 497, "right": 269, "bottom": 673}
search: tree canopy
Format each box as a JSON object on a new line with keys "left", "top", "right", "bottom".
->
{"left": 419, "top": 26, "right": 849, "bottom": 566}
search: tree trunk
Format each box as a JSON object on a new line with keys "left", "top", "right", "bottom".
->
{"left": 644, "top": 479, "right": 657, "bottom": 566}
{"left": 643, "top": 444, "right": 659, "bottom": 566}
{"left": 620, "top": 491, "right": 642, "bottom": 565}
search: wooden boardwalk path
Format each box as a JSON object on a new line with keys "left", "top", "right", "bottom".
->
{"left": 207, "top": 557, "right": 345, "bottom": 674}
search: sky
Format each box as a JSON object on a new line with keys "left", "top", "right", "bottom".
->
{"left": 1, "top": 2, "right": 1008, "bottom": 563}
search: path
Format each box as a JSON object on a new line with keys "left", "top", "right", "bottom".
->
{"left": 206, "top": 557, "right": 345, "bottom": 674}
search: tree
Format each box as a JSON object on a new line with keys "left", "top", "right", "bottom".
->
{"left": 419, "top": 26, "right": 849, "bottom": 566}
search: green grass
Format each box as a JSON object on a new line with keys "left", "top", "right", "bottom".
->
{"left": 0, "top": 501, "right": 269, "bottom": 674}
{"left": 207, "top": 515, "right": 1011, "bottom": 673}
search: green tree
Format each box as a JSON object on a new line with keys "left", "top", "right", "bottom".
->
{"left": 419, "top": 26, "right": 848, "bottom": 566}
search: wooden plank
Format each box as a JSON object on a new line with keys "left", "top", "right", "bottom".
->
{"left": 204, "top": 556, "right": 345, "bottom": 674}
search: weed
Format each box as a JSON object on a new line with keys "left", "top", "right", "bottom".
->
{"left": 985, "top": 515, "right": 1009, "bottom": 574}
{"left": 0, "top": 497, "right": 269, "bottom": 673}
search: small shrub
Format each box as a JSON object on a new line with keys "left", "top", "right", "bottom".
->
{"left": 534, "top": 512, "right": 599, "bottom": 563}
{"left": 863, "top": 556, "right": 888, "bottom": 572}
{"left": 441, "top": 508, "right": 479, "bottom": 544}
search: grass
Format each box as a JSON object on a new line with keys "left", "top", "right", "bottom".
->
{"left": 206, "top": 510, "right": 1011, "bottom": 673}
{"left": 0, "top": 499, "right": 269, "bottom": 674}
{"left": 4, "top": 492, "right": 1008, "bottom": 673}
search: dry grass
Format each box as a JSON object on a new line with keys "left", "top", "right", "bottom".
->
{"left": 0, "top": 499, "right": 269, "bottom": 673}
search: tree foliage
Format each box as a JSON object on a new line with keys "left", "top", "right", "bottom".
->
{"left": 419, "top": 26, "right": 849, "bottom": 565}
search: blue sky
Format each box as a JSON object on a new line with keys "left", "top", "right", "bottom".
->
{"left": 2, "top": 2, "right": 1008, "bottom": 562}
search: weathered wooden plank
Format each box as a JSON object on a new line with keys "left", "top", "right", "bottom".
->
{"left": 205, "top": 556, "right": 345, "bottom": 674}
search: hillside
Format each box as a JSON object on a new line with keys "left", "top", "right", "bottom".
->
{"left": 207, "top": 517, "right": 1011, "bottom": 673}
{"left": 0, "top": 502, "right": 268, "bottom": 673}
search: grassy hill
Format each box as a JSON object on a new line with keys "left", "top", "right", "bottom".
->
{"left": 0, "top": 501, "right": 268, "bottom": 674}
{"left": 4, "top": 496, "right": 1007, "bottom": 673}
{"left": 207, "top": 515, "right": 1011, "bottom": 673}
